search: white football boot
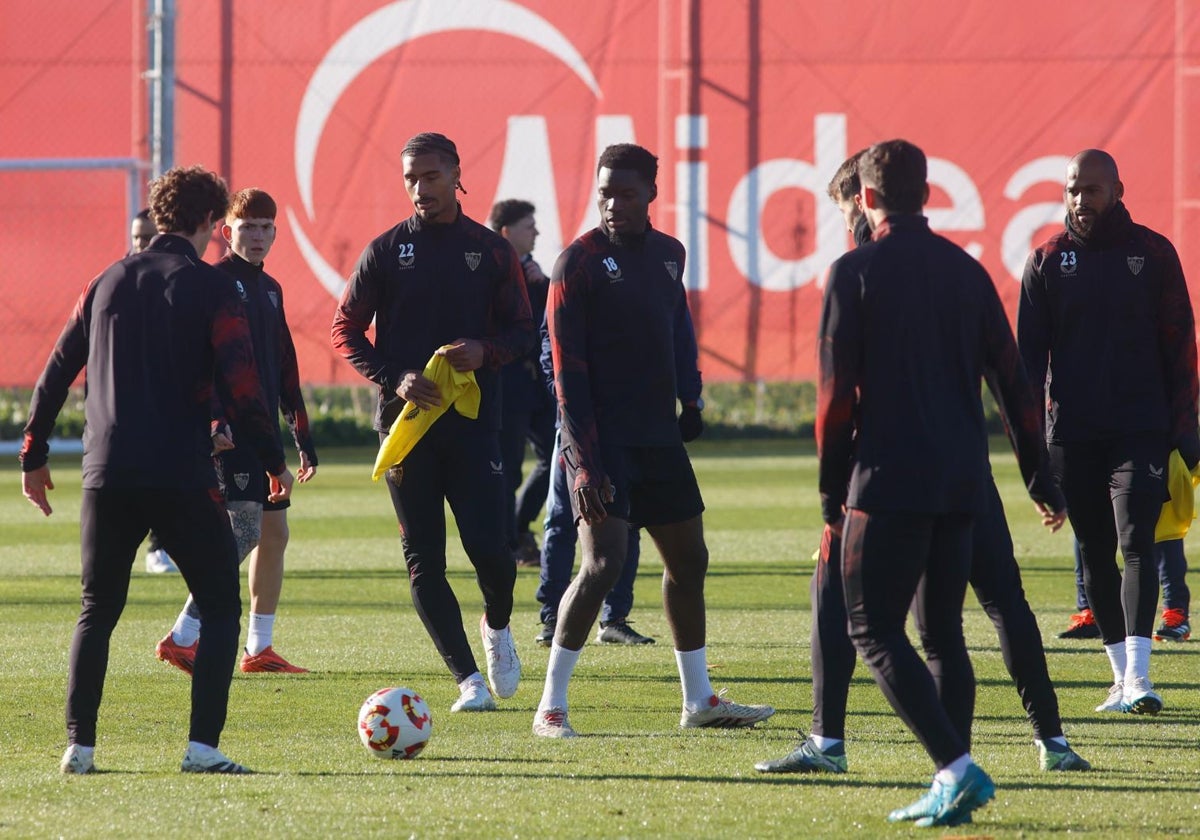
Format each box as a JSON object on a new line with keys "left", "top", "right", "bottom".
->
{"left": 480, "top": 616, "right": 521, "bottom": 699}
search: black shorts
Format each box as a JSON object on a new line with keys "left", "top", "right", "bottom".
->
{"left": 564, "top": 441, "right": 704, "bottom": 528}
{"left": 214, "top": 447, "right": 289, "bottom": 511}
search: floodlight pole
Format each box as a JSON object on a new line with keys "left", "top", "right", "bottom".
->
{"left": 146, "top": 0, "right": 176, "bottom": 178}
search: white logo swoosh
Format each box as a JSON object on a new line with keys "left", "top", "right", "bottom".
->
{"left": 288, "top": 0, "right": 601, "bottom": 301}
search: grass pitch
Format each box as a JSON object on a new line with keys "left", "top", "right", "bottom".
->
{"left": 2, "top": 440, "right": 1198, "bottom": 838}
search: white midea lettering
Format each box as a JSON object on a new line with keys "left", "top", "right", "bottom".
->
{"left": 488, "top": 113, "right": 1070, "bottom": 293}
{"left": 290, "top": 2, "right": 1070, "bottom": 299}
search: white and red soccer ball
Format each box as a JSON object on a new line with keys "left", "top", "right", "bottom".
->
{"left": 357, "top": 687, "right": 431, "bottom": 759}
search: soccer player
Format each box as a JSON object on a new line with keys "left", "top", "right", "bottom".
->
{"left": 155, "top": 188, "right": 318, "bottom": 675}
{"left": 333, "top": 132, "right": 534, "bottom": 712}
{"left": 129, "top": 208, "right": 181, "bottom": 576}
{"left": 827, "top": 151, "right": 873, "bottom": 250}
{"left": 21, "top": 165, "right": 293, "bottom": 775}
{"left": 531, "top": 280, "right": 705, "bottom": 646}
{"left": 816, "top": 140, "right": 1066, "bottom": 827}
{"left": 489, "top": 199, "right": 556, "bottom": 567}
{"left": 129, "top": 208, "right": 155, "bottom": 255}
{"left": 1018, "top": 149, "right": 1199, "bottom": 714}
{"left": 757, "top": 152, "right": 1088, "bottom": 777}
{"left": 532, "top": 143, "right": 772, "bottom": 737}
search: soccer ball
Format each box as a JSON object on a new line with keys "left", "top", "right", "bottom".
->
{"left": 357, "top": 687, "right": 432, "bottom": 759}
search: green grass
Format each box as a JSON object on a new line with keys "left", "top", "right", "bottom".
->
{"left": 2, "top": 440, "right": 1199, "bottom": 838}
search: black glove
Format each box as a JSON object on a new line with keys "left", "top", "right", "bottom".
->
{"left": 678, "top": 405, "right": 704, "bottom": 442}
{"left": 1177, "top": 430, "right": 1200, "bottom": 472}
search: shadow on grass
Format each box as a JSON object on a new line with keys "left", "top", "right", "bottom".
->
{"left": 272, "top": 766, "right": 1198, "bottom": 800}
{"left": 1036, "top": 642, "right": 1200, "bottom": 658}
{"left": 67, "top": 762, "right": 1198, "bottom": 798}
{"left": 162, "top": 565, "right": 802, "bottom": 582}
{"left": 1065, "top": 716, "right": 1200, "bottom": 733}
{"left": 279, "top": 767, "right": 921, "bottom": 787}
{"left": 971, "top": 675, "right": 1200, "bottom": 691}
{"left": 971, "top": 705, "right": 1200, "bottom": 722}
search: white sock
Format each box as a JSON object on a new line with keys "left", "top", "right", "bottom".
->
{"left": 538, "top": 643, "right": 582, "bottom": 711}
{"left": 1036, "top": 736, "right": 1070, "bottom": 749}
{"left": 934, "top": 753, "right": 973, "bottom": 785}
{"left": 457, "top": 671, "right": 486, "bottom": 693}
{"left": 810, "top": 735, "right": 843, "bottom": 752}
{"left": 1123, "top": 635, "right": 1152, "bottom": 684}
{"left": 70, "top": 744, "right": 95, "bottom": 759}
{"left": 675, "top": 647, "right": 715, "bottom": 711}
{"left": 171, "top": 612, "right": 201, "bottom": 647}
{"left": 1104, "top": 641, "right": 1128, "bottom": 684}
{"left": 245, "top": 612, "right": 275, "bottom": 656}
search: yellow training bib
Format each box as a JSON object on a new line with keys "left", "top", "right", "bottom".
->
{"left": 371, "top": 347, "right": 481, "bottom": 481}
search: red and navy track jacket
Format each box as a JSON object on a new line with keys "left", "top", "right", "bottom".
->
{"left": 216, "top": 253, "right": 317, "bottom": 466}
{"left": 21, "top": 234, "right": 285, "bottom": 488}
{"left": 331, "top": 207, "right": 534, "bottom": 433}
{"left": 547, "top": 224, "right": 696, "bottom": 492}
{"left": 1018, "top": 202, "right": 1200, "bottom": 463}
{"left": 817, "top": 215, "right": 1061, "bottom": 523}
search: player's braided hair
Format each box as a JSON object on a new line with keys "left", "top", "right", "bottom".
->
{"left": 402, "top": 132, "right": 460, "bottom": 165}
{"left": 597, "top": 143, "right": 658, "bottom": 186}
{"left": 148, "top": 165, "right": 229, "bottom": 235}
{"left": 402, "top": 132, "right": 466, "bottom": 193}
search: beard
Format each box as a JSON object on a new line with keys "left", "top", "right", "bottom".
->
{"left": 853, "top": 212, "right": 873, "bottom": 246}
{"left": 1065, "top": 198, "right": 1129, "bottom": 246}
{"left": 1068, "top": 198, "right": 1115, "bottom": 236}
{"left": 1068, "top": 209, "right": 1095, "bottom": 235}
{"left": 605, "top": 224, "right": 648, "bottom": 250}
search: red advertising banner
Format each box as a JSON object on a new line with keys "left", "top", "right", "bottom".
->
{"left": 2, "top": 0, "right": 1198, "bottom": 387}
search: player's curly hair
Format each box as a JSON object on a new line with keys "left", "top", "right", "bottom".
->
{"left": 148, "top": 165, "right": 229, "bottom": 235}
{"left": 858, "top": 140, "right": 926, "bottom": 214}
{"left": 597, "top": 143, "right": 657, "bottom": 186}
{"left": 488, "top": 199, "right": 535, "bottom": 232}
